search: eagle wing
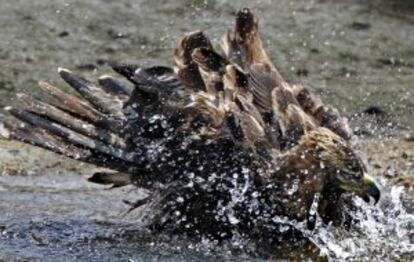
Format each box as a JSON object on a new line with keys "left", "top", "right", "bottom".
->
{"left": 0, "top": 8, "right": 351, "bottom": 189}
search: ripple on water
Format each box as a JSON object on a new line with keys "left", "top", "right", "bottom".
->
{"left": 0, "top": 174, "right": 412, "bottom": 261}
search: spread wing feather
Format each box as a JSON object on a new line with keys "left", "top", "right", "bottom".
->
{"left": 0, "top": 8, "right": 352, "bottom": 190}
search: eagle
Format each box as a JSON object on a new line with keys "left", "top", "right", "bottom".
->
{"left": 0, "top": 8, "right": 379, "bottom": 246}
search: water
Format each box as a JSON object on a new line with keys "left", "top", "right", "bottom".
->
{"left": 304, "top": 182, "right": 414, "bottom": 261}
{"left": 0, "top": 0, "right": 413, "bottom": 260}
{"left": 1, "top": 163, "right": 412, "bottom": 261}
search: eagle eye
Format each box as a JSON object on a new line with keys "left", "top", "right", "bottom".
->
{"left": 337, "top": 163, "right": 364, "bottom": 182}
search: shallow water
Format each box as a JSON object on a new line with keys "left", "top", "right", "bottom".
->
{"left": 0, "top": 0, "right": 413, "bottom": 261}
{"left": 0, "top": 151, "right": 413, "bottom": 261}
{"left": 0, "top": 169, "right": 235, "bottom": 261}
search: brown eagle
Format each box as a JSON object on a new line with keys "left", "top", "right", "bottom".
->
{"left": 0, "top": 8, "right": 379, "bottom": 243}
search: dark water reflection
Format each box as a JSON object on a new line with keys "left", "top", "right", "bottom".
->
{"left": 0, "top": 168, "right": 412, "bottom": 261}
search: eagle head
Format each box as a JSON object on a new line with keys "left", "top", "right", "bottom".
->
{"left": 272, "top": 127, "right": 380, "bottom": 222}
{"left": 299, "top": 127, "right": 380, "bottom": 204}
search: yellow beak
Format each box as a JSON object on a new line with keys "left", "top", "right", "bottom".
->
{"left": 357, "top": 174, "right": 381, "bottom": 204}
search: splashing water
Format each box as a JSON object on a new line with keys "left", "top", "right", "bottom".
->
{"left": 272, "top": 179, "right": 414, "bottom": 261}
{"left": 181, "top": 177, "right": 414, "bottom": 261}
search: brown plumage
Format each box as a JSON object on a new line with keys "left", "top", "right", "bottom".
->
{"left": 0, "top": 8, "right": 379, "bottom": 244}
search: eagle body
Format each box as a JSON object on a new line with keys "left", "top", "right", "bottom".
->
{"left": 0, "top": 8, "right": 380, "bottom": 246}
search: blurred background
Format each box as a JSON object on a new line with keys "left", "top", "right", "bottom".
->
{"left": 0, "top": 0, "right": 413, "bottom": 130}
{"left": 0, "top": 0, "right": 413, "bottom": 261}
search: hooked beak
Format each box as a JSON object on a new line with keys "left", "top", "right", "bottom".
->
{"left": 357, "top": 174, "right": 381, "bottom": 204}
{"left": 338, "top": 173, "right": 381, "bottom": 204}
